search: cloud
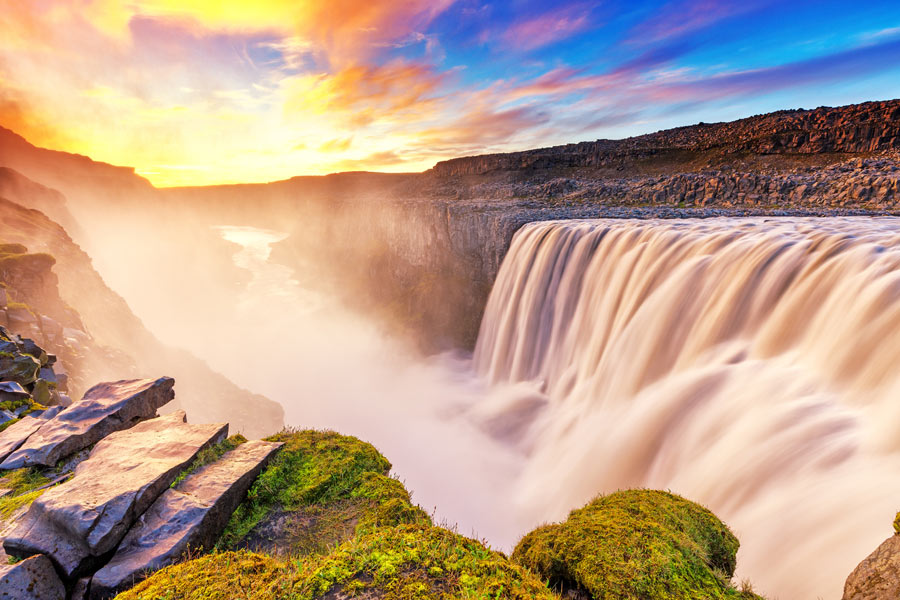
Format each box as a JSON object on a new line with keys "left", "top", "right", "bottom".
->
{"left": 318, "top": 137, "right": 353, "bottom": 152}
{"left": 501, "top": 6, "right": 593, "bottom": 51}
{"left": 627, "top": 0, "right": 774, "bottom": 44}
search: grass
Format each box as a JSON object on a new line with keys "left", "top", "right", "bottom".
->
{"left": 0, "top": 467, "right": 51, "bottom": 520}
{"left": 117, "top": 525, "right": 559, "bottom": 600}
{"left": 170, "top": 434, "right": 247, "bottom": 489}
{"left": 218, "top": 429, "right": 394, "bottom": 549}
{"left": 512, "top": 489, "right": 762, "bottom": 600}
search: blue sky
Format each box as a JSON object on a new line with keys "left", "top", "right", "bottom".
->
{"left": 1, "top": 0, "right": 898, "bottom": 185}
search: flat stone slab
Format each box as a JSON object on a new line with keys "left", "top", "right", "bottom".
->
{"left": 3, "top": 411, "right": 228, "bottom": 579}
{"left": 0, "top": 377, "right": 174, "bottom": 469}
{"left": 0, "top": 415, "right": 47, "bottom": 463}
{"left": 844, "top": 534, "right": 900, "bottom": 600}
{"left": 90, "top": 439, "right": 283, "bottom": 598}
{"left": 0, "top": 554, "right": 65, "bottom": 599}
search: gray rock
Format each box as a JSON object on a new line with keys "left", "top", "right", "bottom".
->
{"left": 0, "top": 377, "right": 174, "bottom": 469}
{"left": 38, "top": 367, "right": 57, "bottom": 385}
{"left": 30, "top": 405, "right": 63, "bottom": 420}
{"left": 3, "top": 411, "right": 228, "bottom": 579}
{"left": 0, "top": 352, "right": 40, "bottom": 386}
{"left": 90, "top": 439, "right": 283, "bottom": 598}
{"left": 0, "top": 409, "right": 16, "bottom": 426}
{"left": 0, "top": 380, "right": 28, "bottom": 398}
{"left": 0, "top": 554, "right": 65, "bottom": 599}
{"left": 0, "top": 416, "right": 46, "bottom": 463}
{"left": 18, "top": 339, "right": 47, "bottom": 366}
{"left": 71, "top": 578, "right": 92, "bottom": 600}
{"left": 844, "top": 534, "right": 900, "bottom": 600}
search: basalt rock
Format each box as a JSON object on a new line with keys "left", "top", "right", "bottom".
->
{"left": 0, "top": 377, "right": 174, "bottom": 469}
{"left": 843, "top": 534, "right": 900, "bottom": 600}
{"left": 0, "top": 554, "right": 65, "bottom": 599}
{"left": 90, "top": 439, "right": 283, "bottom": 598}
{"left": 0, "top": 381, "right": 29, "bottom": 404}
{"left": 3, "top": 411, "right": 228, "bottom": 579}
{"left": 0, "top": 415, "right": 47, "bottom": 462}
{"left": 0, "top": 352, "right": 40, "bottom": 386}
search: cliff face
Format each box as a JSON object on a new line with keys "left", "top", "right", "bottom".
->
{"left": 431, "top": 100, "right": 900, "bottom": 177}
{"left": 0, "top": 183, "right": 283, "bottom": 437}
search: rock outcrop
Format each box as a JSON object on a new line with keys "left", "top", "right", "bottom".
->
{"left": 0, "top": 377, "right": 174, "bottom": 469}
{"left": 0, "top": 415, "right": 50, "bottom": 462}
{"left": 432, "top": 100, "right": 900, "bottom": 177}
{"left": 843, "top": 534, "right": 900, "bottom": 600}
{"left": 3, "top": 410, "right": 227, "bottom": 578}
{"left": 89, "top": 439, "right": 283, "bottom": 598}
{"left": 0, "top": 554, "right": 65, "bottom": 599}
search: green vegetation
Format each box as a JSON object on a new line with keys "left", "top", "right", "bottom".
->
{"left": 118, "top": 525, "right": 558, "bottom": 600}
{"left": 170, "top": 434, "right": 248, "bottom": 489}
{"left": 219, "top": 429, "right": 396, "bottom": 550}
{"left": 893, "top": 511, "right": 900, "bottom": 535}
{"left": 0, "top": 467, "right": 51, "bottom": 519}
{"left": 512, "top": 489, "right": 761, "bottom": 600}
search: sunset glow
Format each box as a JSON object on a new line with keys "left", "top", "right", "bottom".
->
{"left": 1, "top": 0, "right": 899, "bottom": 186}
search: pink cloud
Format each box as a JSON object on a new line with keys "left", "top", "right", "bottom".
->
{"left": 501, "top": 7, "right": 593, "bottom": 51}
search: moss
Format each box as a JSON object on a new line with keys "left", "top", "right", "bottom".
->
{"left": 0, "top": 468, "right": 51, "bottom": 519}
{"left": 219, "top": 429, "right": 393, "bottom": 548}
{"left": 351, "top": 472, "right": 431, "bottom": 532}
{"left": 0, "top": 418, "right": 19, "bottom": 433}
{"left": 512, "top": 489, "right": 761, "bottom": 600}
{"left": 170, "top": 434, "right": 247, "bottom": 489}
{"left": 118, "top": 525, "right": 559, "bottom": 600}
{"left": 893, "top": 511, "right": 900, "bottom": 535}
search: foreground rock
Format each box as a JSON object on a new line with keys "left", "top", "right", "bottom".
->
{"left": 3, "top": 410, "right": 228, "bottom": 579}
{"left": 0, "top": 414, "right": 48, "bottom": 462}
{"left": 0, "top": 377, "right": 174, "bottom": 469}
{"left": 843, "top": 534, "right": 900, "bottom": 600}
{"left": 90, "top": 439, "right": 283, "bottom": 598}
{"left": 0, "top": 554, "right": 65, "bottom": 599}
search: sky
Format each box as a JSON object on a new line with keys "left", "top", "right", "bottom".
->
{"left": 1, "top": 1, "right": 899, "bottom": 187}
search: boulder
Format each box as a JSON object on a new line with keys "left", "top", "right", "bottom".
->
{"left": 30, "top": 378, "right": 52, "bottom": 406}
{"left": 90, "top": 439, "right": 283, "bottom": 598}
{"left": 0, "top": 377, "right": 174, "bottom": 469}
{"left": 0, "top": 554, "right": 65, "bottom": 599}
{"left": 0, "top": 352, "right": 40, "bottom": 386}
{"left": 843, "top": 534, "right": 900, "bottom": 600}
{"left": 18, "top": 338, "right": 47, "bottom": 366}
{"left": 3, "top": 411, "right": 228, "bottom": 579}
{"left": 0, "top": 415, "right": 47, "bottom": 462}
{"left": 0, "top": 381, "right": 28, "bottom": 400}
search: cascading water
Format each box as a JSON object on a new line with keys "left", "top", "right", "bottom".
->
{"left": 472, "top": 217, "right": 900, "bottom": 600}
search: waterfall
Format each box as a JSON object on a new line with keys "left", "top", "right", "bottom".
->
{"left": 473, "top": 217, "right": 900, "bottom": 599}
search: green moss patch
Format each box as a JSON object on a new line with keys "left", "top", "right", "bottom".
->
{"left": 219, "top": 429, "right": 397, "bottom": 551}
{"left": 512, "top": 489, "right": 761, "bottom": 600}
{"left": 0, "top": 468, "right": 52, "bottom": 520}
{"left": 118, "top": 525, "right": 559, "bottom": 600}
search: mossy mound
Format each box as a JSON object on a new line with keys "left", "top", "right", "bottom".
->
{"left": 117, "top": 524, "right": 558, "bottom": 600}
{"left": 220, "top": 429, "right": 430, "bottom": 556}
{"left": 512, "top": 489, "right": 761, "bottom": 600}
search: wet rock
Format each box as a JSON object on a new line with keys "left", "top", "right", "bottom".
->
{"left": 90, "top": 439, "right": 283, "bottom": 598}
{"left": 3, "top": 411, "right": 228, "bottom": 579}
{"left": 0, "top": 377, "right": 174, "bottom": 469}
{"left": 0, "top": 415, "right": 46, "bottom": 462}
{"left": 0, "top": 352, "right": 40, "bottom": 386}
{"left": 843, "top": 534, "right": 900, "bottom": 600}
{"left": 0, "top": 554, "right": 65, "bottom": 599}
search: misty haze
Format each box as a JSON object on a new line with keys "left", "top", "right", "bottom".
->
{"left": 1, "top": 3, "right": 900, "bottom": 600}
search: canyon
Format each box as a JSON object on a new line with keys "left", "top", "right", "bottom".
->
{"left": 0, "top": 99, "right": 898, "bottom": 599}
